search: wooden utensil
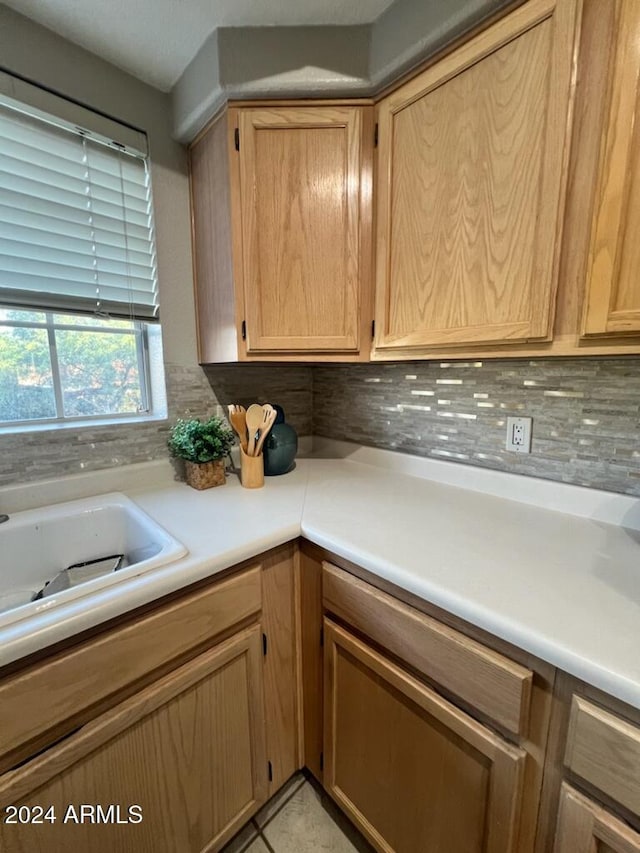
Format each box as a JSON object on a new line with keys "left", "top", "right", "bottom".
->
{"left": 227, "top": 404, "right": 248, "bottom": 452}
{"left": 254, "top": 406, "right": 277, "bottom": 457}
{"left": 245, "top": 404, "right": 264, "bottom": 456}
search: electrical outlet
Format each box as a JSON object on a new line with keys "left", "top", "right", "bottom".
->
{"left": 506, "top": 416, "right": 532, "bottom": 453}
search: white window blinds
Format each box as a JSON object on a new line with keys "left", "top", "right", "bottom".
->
{"left": 0, "top": 101, "right": 159, "bottom": 320}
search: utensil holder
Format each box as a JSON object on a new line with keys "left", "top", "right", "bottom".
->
{"left": 240, "top": 448, "right": 264, "bottom": 489}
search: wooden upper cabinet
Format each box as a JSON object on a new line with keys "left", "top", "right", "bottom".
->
{"left": 234, "top": 106, "right": 372, "bottom": 356}
{"left": 373, "top": 0, "right": 581, "bottom": 354}
{"left": 189, "top": 103, "right": 373, "bottom": 363}
{"left": 582, "top": 0, "right": 640, "bottom": 337}
{"left": 190, "top": 110, "right": 240, "bottom": 364}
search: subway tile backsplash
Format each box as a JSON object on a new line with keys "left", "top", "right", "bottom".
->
{"left": 313, "top": 357, "right": 640, "bottom": 497}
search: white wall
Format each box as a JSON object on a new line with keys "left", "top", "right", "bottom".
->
{"left": 0, "top": 3, "right": 197, "bottom": 366}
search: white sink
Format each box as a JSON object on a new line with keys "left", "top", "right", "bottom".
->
{"left": 0, "top": 493, "right": 187, "bottom": 627}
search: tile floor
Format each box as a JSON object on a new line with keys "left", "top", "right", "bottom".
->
{"left": 222, "top": 773, "right": 373, "bottom": 853}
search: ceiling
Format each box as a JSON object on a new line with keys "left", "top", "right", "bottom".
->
{"left": 3, "top": 0, "right": 396, "bottom": 91}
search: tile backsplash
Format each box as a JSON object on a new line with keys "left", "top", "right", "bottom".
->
{"left": 2, "top": 356, "right": 640, "bottom": 496}
{"left": 0, "top": 363, "right": 312, "bottom": 487}
{"left": 313, "top": 357, "right": 640, "bottom": 497}
{"left": 202, "top": 363, "right": 312, "bottom": 433}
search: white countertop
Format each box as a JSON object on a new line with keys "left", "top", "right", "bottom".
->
{"left": 1, "top": 442, "right": 639, "bottom": 711}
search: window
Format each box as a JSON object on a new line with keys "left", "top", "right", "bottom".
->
{"left": 0, "top": 309, "right": 150, "bottom": 426}
{"left": 0, "top": 78, "right": 166, "bottom": 430}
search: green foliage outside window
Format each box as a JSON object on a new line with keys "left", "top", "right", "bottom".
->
{"left": 0, "top": 310, "right": 143, "bottom": 424}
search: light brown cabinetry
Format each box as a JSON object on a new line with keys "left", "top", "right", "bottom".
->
{"left": 2, "top": 536, "right": 637, "bottom": 853}
{"left": 554, "top": 784, "right": 640, "bottom": 853}
{"left": 320, "top": 561, "right": 555, "bottom": 853}
{"left": 318, "top": 566, "right": 640, "bottom": 853}
{"left": 0, "top": 565, "right": 262, "bottom": 774}
{"left": 188, "top": 0, "right": 640, "bottom": 363}
{"left": 564, "top": 696, "right": 640, "bottom": 817}
{"left": 535, "top": 675, "right": 640, "bottom": 853}
{"left": 235, "top": 106, "right": 373, "bottom": 356}
{"left": 296, "top": 545, "right": 324, "bottom": 782}
{"left": 373, "top": 0, "right": 581, "bottom": 355}
{"left": 190, "top": 103, "right": 373, "bottom": 363}
{"left": 324, "top": 618, "right": 526, "bottom": 853}
{"left": 261, "top": 544, "right": 301, "bottom": 796}
{"left": 581, "top": 0, "right": 640, "bottom": 338}
{"left": 0, "top": 627, "right": 267, "bottom": 853}
{"left": 322, "top": 561, "right": 533, "bottom": 736}
{"left": 0, "top": 544, "right": 302, "bottom": 853}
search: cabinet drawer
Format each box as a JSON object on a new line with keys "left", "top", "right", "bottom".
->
{"left": 0, "top": 565, "right": 262, "bottom": 770}
{"left": 322, "top": 562, "right": 532, "bottom": 736}
{"left": 565, "top": 696, "right": 640, "bottom": 817}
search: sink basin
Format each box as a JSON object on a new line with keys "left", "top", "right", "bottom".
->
{"left": 0, "top": 493, "right": 187, "bottom": 627}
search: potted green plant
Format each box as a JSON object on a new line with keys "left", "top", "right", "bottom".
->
{"left": 167, "top": 416, "right": 234, "bottom": 490}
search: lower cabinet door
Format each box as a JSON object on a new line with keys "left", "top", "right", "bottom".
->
{"left": 554, "top": 784, "right": 640, "bottom": 853}
{"left": 323, "top": 619, "right": 526, "bottom": 853}
{"left": 0, "top": 625, "right": 268, "bottom": 853}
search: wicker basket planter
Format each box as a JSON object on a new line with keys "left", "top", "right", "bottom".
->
{"left": 168, "top": 417, "right": 234, "bottom": 491}
{"left": 184, "top": 459, "right": 226, "bottom": 490}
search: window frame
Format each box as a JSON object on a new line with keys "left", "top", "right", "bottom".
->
{"left": 0, "top": 76, "right": 167, "bottom": 435}
{"left": 0, "top": 306, "right": 156, "bottom": 431}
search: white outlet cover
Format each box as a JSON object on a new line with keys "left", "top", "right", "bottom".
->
{"left": 506, "top": 416, "right": 532, "bottom": 453}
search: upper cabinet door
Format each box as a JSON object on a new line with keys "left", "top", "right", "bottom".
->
{"left": 582, "top": 1, "right": 640, "bottom": 337}
{"left": 235, "top": 106, "right": 372, "bottom": 355}
{"left": 374, "top": 0, "right": 581, "bottom": 353}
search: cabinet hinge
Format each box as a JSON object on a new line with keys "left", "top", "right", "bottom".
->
{"left": 268, "top": 760, "right": 273, "bottom": 782}
{"left": 371, "top": 320, "right": 375, "bottom": 339}
{"left": 241, "top": 320, "right": 247, "bottom": 340}
{"left": 234, "top": 127, "right": 240, "bottom": 151}
{"left": 262, "top": 632, "right": 268, "bottom": 656}
{"left": 319, "top": 752, "right": 324, "bottom": 772}
{"left": 374, "top": 123, "right": 379, "bottom": 148}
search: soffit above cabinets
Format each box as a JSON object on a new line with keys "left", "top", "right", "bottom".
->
{"left": 2, "top": 0, "right": 515, "bottom": 142}
{"left": 173, "top": 0, "right": 515, "bottom": 141}
{"left": 1, "top": 0, "right": 395, "bottom": 91}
